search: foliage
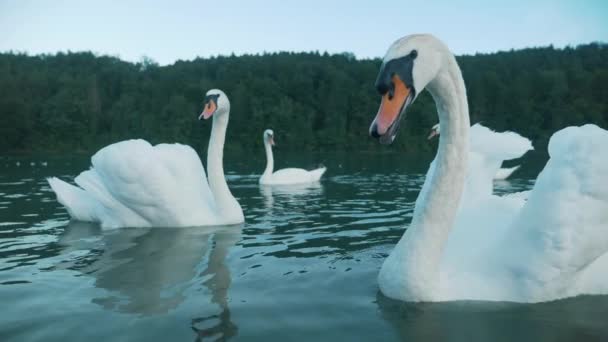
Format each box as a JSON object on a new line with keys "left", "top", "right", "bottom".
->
{"left": 0, "top": 43, "right": 607, "bottom": 154}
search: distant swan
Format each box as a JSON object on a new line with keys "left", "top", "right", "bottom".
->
{"left": 369, "top": 34, "right": 608, "bottom": 303}
{"left": 48, "top": 89, "right": 244, "bottom": 228}
{"left": 259, "top": 129, "right": 326, "bottom": 185}
{"left": 428, "top": 123, "right": 532, "bottom": 181}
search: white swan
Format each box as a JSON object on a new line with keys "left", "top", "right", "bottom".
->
{"left": 48, "top": 89, "right": 244, "bottom": 228}
{"left": 259, "top": 129, "right": 326, "bottom": 185}
{"left": 370, "top": 34, "right": 608, "bottom": 303}
{"left": 428, "top": 123, "right": 532, "bottom": 181}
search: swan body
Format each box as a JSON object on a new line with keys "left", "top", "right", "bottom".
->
{"left": 48, "top": 89, "right": 244, "bottom": 228}
{"left": 429, "top": 123, "right": 532, "bottom": 182}
{"left": 371, "top": 34, "right": 608, "bottom": 303}
{"left": 261, "top": 167, "right": 327, "bottom": 186}
{"left": 259, "top": 129, "right": 326, "bottom": 185}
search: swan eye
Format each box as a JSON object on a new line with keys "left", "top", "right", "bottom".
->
{"left": 410, "top": 50, "right": 418, "bottom": 59}
{"left": 204, "top": 97, "right": 218, "bottom": 110}
{"left": 376, "top": 83, "right": 387, "bottom": 95}
{"left": 203, "top": 94, "right": 220, "bottom": 108}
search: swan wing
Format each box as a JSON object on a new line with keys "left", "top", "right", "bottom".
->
{"left": 152, "top": 143, "right": 216, "bottom": 207}
{"left": 74, "top": 169, "right": 150, "bottom": 228}
{"left": 470, "top": 124, "right": 533, "bottom": 161}
{"left": 50, "top": 139, "right": 219, "bottom": 228}
{"left": 91, "top": 140, "right": 218, "bottom": 227}
{"left": 425, "top": 125, "right": 530, "bottom": 203}
{"left": 464, "top": 124, "right": 532, "bottom": 198}
{"left": 494, "top": 166, "right": 520, "bottom": 180}
{"left": 501, "top": 124, "right": 608, "bottom": 300}
{"left": 463, "top": 152, "right": 501, "bottom": 200}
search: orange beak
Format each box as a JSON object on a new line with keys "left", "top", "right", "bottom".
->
{"left": 372, "top": 75, "right": 411, "bottom": 136}
{"left": 199, "top": 100, "right": 217, "bottom": 120}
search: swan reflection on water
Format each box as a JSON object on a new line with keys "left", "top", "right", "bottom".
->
{"left": 260, "top": 182, "right": 324, "bottom": 209}
{"left": 58, "top": 222, "right": 241, "bottom": 339}
{"left": 376, "top": 291, "right": 608, "bottom": 341}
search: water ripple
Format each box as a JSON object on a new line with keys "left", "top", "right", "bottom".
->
{"left": 1, "top": 155, "right": 576, "bottom": 342}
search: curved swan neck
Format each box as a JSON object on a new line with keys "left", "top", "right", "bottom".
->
{"left": 419, "top": 55, "right": 470, "bottom": 241}
{"left": 384, "top": 53, "right": 470, "bottom": 300}
{"left": 207, "top": 113, "right": 237, "bottom": 212}
{"left": 263, "top": 141, "right": 274, "bottom": 177}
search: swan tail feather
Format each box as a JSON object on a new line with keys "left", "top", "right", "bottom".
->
{"left": 309, "top": 167, "right": 327, "bottom": 181}
{"left": 47, "top": 177, "right": 99, "bottom": 222}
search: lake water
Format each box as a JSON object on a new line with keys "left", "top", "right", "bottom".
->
{"left": 1, "top": 152, "right": 607, "bottom": 342}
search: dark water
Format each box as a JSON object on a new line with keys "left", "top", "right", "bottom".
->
{"left": 1, "top": 152, "right": 607, "bottom": 342}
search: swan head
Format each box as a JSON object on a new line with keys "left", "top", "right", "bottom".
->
{"left": 263, "top": 129, "right": 275, "bottom": 146}
{"left": 199, "top": 89, "right": 230, "bottom": 120}
{"left": 428, "top": 123, "right": 440, "bottom": 140}
{"left": 370, "top": 34, "right": 447, "bottom": 144}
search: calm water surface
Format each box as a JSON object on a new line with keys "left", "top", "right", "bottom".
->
{"left": 1, "top": 152, "right": 606, "bottom": 342}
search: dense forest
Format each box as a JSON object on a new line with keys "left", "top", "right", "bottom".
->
{"left": 0, "top": 43, "right": 607, "bottom": 154}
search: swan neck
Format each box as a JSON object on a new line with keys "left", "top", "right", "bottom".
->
{"left": 207, "top": 113, "right": 236, "bottom": 212}
{"left": 385, "top": 54, "right": 470, "bottom": 300}
{"left": 263, "top": 141, "right": 274, "bottom": 177}
{"left": 424, "top": 59, "right": 470, "bottom": 228}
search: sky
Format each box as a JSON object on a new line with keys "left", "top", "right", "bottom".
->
{"left": 0, "top": 0, "right": 606, "bottom": 65}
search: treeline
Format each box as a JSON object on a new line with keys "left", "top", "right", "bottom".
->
{"left": 0, "top": 43, "right": 607, "bottom": 154}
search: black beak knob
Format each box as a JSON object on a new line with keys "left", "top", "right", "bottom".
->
{"left": 370, "top": 123, "right": 381, "bottom": 138}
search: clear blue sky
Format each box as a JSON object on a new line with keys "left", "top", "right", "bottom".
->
{"left": 1, "top": 0, "right": 606, "bottom": 65}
